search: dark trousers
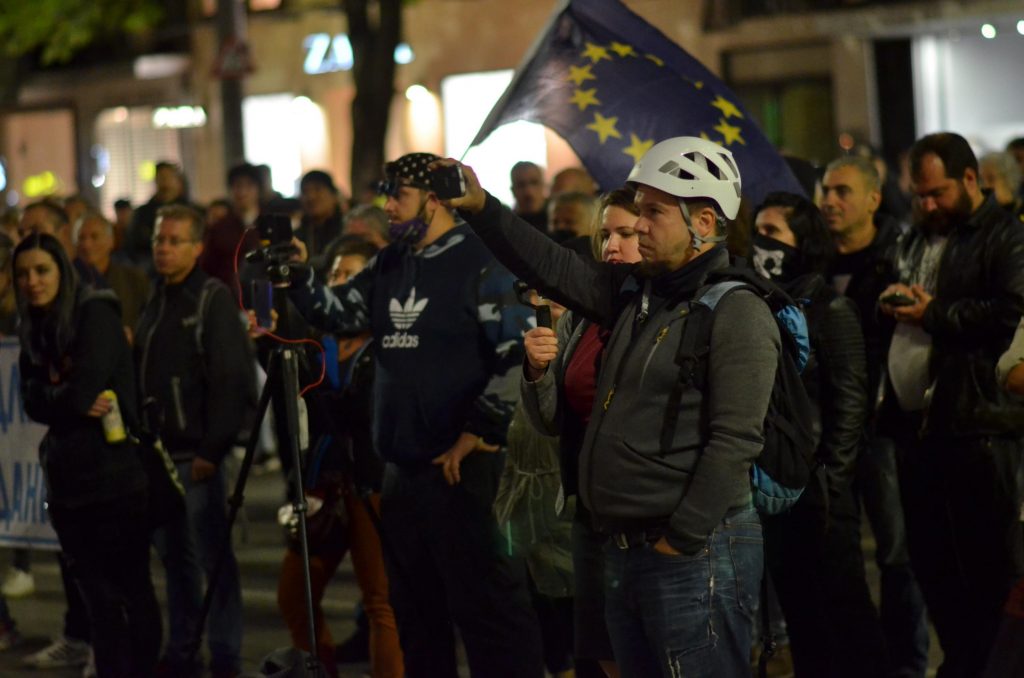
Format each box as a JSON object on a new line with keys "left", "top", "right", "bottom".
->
{"left": 380, "top": 455, "right": 542, "bottom": 678}
{"left": 58, "top": 551, "right": 91, "bottom": 642}
{"left": 764, "top": 469, "right": 886, "bottom": 678}
{"left": 571, "top": 506, "right": 615, "bottom": 675}
{"left": 49, "top": 493, "right": 161, "bottom": 678}
{"left": 860, "top": 432, "right": 930, "bottom": 678}
{"left": 901, "top": 434, "right": 1024, "bottom": 678}
{"left": 527, "top": 580, "right": 574, "bottom": 675}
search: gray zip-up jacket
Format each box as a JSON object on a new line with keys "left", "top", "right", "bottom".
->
{"left": 520, "top": 310, "right": 591, "bottom": 497}
{"left": 464, "top": 195, "right": 779, "bottom": 553}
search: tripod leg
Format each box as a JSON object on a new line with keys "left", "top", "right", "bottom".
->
{"left": 280, "top": 348, "right": 326, "bottom": 676}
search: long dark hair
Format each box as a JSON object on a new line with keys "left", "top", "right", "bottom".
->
{"left": 14, "top": 233, "right": 79, "bottom": 365}
{"left": 754, "top": 192, "right": 834, "bottom": 274}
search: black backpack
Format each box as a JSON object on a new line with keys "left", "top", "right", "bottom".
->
{"left": 661, "top": 266, "right": 818, "bottom": 515}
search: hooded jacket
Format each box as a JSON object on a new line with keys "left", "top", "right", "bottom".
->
{"left": 288, "top": 223, "right": 532, "bottom": 465}
{"left": 464, "top": 195, "right": 779, "bottom": 554}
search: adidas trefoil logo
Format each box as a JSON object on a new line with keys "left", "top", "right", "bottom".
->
{"left": 389, "top": 288, "right": 429, "bottom": 330}
{"left": 384, "top": 288, "right": 428, "bottom": 349}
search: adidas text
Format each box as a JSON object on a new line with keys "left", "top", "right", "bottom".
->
{"left": 382, "top": 332, "right": 420, "bottom": 349}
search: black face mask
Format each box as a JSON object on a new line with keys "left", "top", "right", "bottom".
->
{"left": 751, "top": 232, "right": 803, "bottom": 282}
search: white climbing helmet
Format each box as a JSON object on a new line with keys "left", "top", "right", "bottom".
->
{"left": 626, "top": 136, "right": 742, "bottom": 220}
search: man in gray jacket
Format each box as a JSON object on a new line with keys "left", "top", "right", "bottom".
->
{"left": 443, "top": 137, "right": 780, "bottom": 677}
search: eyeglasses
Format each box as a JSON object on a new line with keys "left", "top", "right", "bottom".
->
{"left": 151, "top": 236, "right": 197, "bottom": 247}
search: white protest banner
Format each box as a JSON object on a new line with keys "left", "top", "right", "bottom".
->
{"left": 0, "top": 338, "right": 59, "bottom": 550}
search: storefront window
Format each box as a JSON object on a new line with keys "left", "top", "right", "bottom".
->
{"left": 2, "top": 109, "right": 77, "bottom": 207}
{"left": 912, "top": 30, "right": 1024, "bottom": 151}
{"left": 94, "top": 106, "right": 184, "bottom": 217}
{"left": 242, "top": 93, "right": 330, "bottom": 196}
{"left": 441, "top": 70, "right": 548, "bottom": 208}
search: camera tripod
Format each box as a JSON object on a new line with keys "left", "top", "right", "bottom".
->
{"left": 185, "top": 276, "right": 325, "bottom": 677}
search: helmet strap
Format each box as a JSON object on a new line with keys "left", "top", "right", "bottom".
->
{"left": 678, "top": 198, "right": 728, "bottom": 248}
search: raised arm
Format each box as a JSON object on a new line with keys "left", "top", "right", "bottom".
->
{"left": 519, "top": 310, "right": 577, "bottom": 437}
{"left": 288, "top": 257, "right": 375, "bottom": 337}
{"left": 465, "top": 263, "right": 534, "bottom": 446}
{"left": 440, "top": 160, "right": 630, "bottom": 325}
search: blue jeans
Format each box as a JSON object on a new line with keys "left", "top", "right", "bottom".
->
{"left": 604, "top": 506, "right": 763, "bottom": 678}
{"left": 153, "top": 461, "right": 242, "bottom": 672}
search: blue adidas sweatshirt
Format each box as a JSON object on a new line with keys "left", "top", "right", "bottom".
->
{"left": 289, "top": 223, "right": 532, "bottom": 466}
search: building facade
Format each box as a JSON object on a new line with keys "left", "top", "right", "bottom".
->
{"left": 2, "top": 0, "right": 1022, "bottom": 214}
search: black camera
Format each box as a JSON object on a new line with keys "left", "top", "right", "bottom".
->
{"left": 246, "top": 214, "right": 298, "bottom": 285}
{"left": 430, "top": 164, "right": 466, "bottom": 200}
{"left": 256, "top": 214, "right": 293, "bottom": 247}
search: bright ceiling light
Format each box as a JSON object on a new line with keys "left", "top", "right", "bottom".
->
{"left": 405, "top": 84, "right": 432, "bottom": 103}
{"left": 981, "top": 23, "right": 997, "bottom": 39}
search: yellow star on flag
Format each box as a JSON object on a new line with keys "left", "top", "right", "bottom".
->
{"left": 694, "top": 81, "right": 704, "bottom": 90}
{"left": 645, "top": 53, "right": 664, "bottom": 67}
{"left": 567, "top": 64, "right": 596, "bottom": 86}
{"left": 711, "top": 95, "right": 744, "bottom": 120}
{"left": 700, "top": 132, "right": 711, "bottom": 141}
{"left": 569, "top": 88, "right": 601, "bottom": 112}
{"left": 587, "top": 112, "right": 622, "bottom": 144}
{"left": 622, "top": 134, "right": 654, "bottom": 163}
{"left": 582, "top": 42, "right": 612, "bottom": 64}
{"left": 610, "top": 42, "right": 637, "bottom": 58}
{"left": 714, "top": 118, "right": 746, "bottom": 146}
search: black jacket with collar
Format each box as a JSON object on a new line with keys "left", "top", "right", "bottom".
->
{"left": 922, "top": 194, "right": 1024, "bottom": 436}
{"left": 784, "top": 274, "right": 867, "bottom": 494}
{"left": 20, "top": 291, "right": 146, "bottom": 508}
{"left": 134, "top": 265, "right": 255, "bottom": 464}
{"left": 827, "top": 217, "right": 902, "bottom": 415}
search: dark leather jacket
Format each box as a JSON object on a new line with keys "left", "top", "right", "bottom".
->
{"left": 921, "top": 194, "right": 1024, "bottom": 437}
{"left": 828, "top": 217, "right": 902, "bottom": 417}
{"left": 786, "top": 274, "right": 867, "bottom": 493}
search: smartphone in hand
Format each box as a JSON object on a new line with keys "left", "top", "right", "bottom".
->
{"left": 431, "top": 164, "right": 466, "bottom": 200}
{"left": 252, "top": 279, "right": 274, "bottom": 328}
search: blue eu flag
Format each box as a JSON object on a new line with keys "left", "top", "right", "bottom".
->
{"left": 471, "top": 0, "right": 804, "bottom": 206}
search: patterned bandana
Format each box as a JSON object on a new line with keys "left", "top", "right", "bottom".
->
{"left": 384, "top": 153, "right": 441, "bottom": 192}
{"left": 751, "top": 232, "right": 803, "bottom": 283}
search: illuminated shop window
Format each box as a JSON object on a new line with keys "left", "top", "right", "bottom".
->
{"left": 441, "top": 70, "right": 547, "bottom": 208}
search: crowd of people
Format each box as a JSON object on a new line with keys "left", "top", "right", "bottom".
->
{"left": 0, "top": 127, "right": 1022, "bottom": 678}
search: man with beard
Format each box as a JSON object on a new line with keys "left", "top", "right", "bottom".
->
{"left": 287, "top": 152, "right": 542, "bottom": 678}
{"left": 880, "top": 132, "right": 1024, "bottom": 678}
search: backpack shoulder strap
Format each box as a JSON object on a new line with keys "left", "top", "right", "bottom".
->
{"left": 660, "top": 281, "right": 749, "bottom": 453}
{"left": 194, "top": 277, "right": 223, "bottom": 357}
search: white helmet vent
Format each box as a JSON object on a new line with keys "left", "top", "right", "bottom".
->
{"left": 658, "top": 160, "right": 695, "bottom": 182}
{"left": 626, "top": 136, "right": 743, "bottom": 220}
{"left": 722, "top": 154, "right": 738, "bottom": 178}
